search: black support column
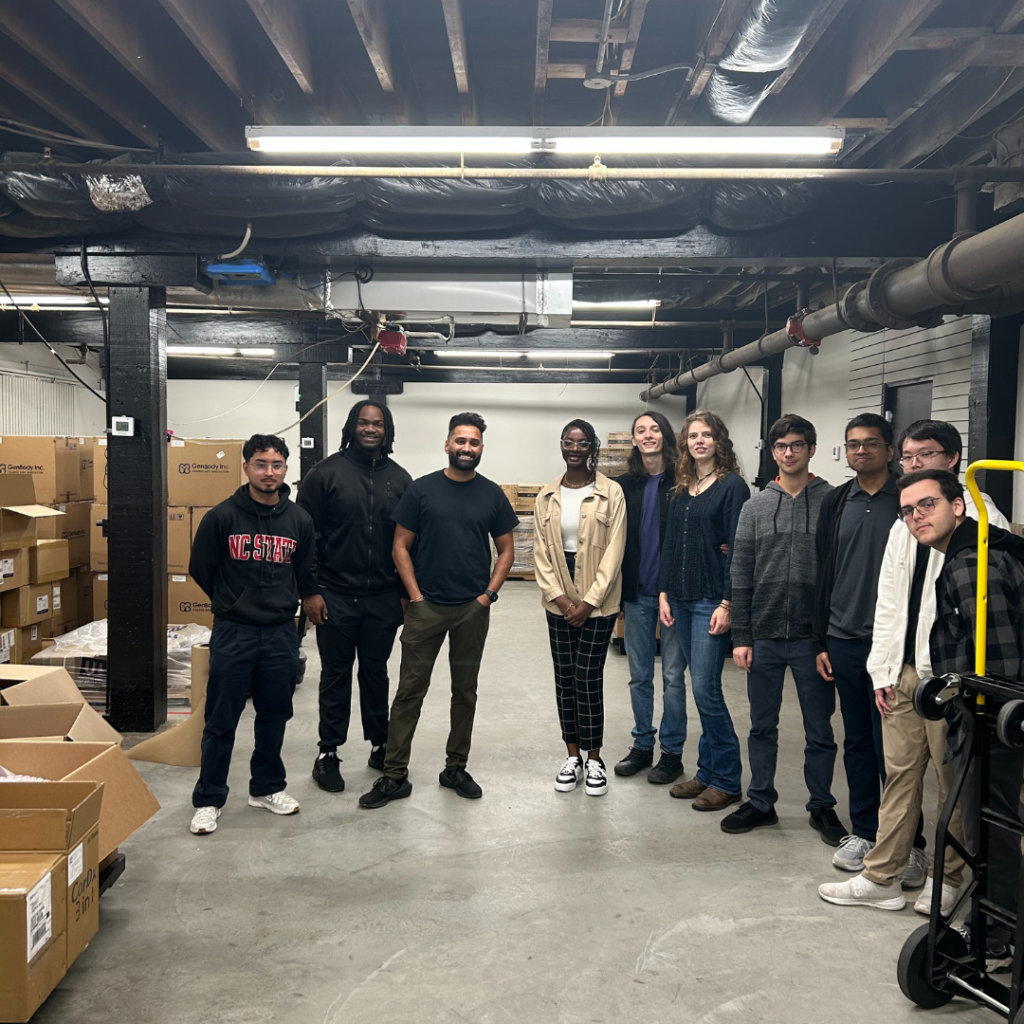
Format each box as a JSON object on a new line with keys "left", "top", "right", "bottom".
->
{"left": 751, "top": 353, "right": 784, "bottom": 491}
{"left": 106, "top": 287, "right": 168, "bottom": 732}
{"left": 969, "top": 313, "right": 1022, "bottom": 519}
{"left": 298, "top": 361, "right": 327, "bottom": 479}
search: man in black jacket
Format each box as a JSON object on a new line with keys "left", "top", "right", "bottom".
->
{"left": 297, "top": 400, "right": 412, "bottom": 793}
{"left": 813, "top": 413, "right": 900, "bottom": 871}
{"left": 189, "top": 434, "right": 318, "bottom": 835}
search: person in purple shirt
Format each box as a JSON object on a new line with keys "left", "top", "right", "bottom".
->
{"left": 612, "top": 412, "right": 689, "bottom": 787}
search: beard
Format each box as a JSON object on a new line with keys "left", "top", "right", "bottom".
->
{"left": 448, "top": 449, "right": 481, "bottom": 470}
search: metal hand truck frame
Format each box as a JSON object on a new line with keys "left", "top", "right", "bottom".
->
{"left": 898, "top": 459, "right": 1024, "bottom": 1019}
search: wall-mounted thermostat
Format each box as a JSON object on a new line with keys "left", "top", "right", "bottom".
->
{"left": 300, "top": 437, "right": 315, "bottom": 449}
{"left": 111, "top": 416, "right": 135, "bottom": 437}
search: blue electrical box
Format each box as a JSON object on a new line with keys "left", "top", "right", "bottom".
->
{"left": 202, "top": 259, "right": 276, "bottom": 286}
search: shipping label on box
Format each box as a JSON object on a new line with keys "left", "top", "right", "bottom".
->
{"left": 0, "top": 627, "right": 13, "bottom": 664}
{"left": 168, "top": 574, "right": 213, "bottom": 628}
{"left": 167, "top": 439, "right": 244, "bottom": 506}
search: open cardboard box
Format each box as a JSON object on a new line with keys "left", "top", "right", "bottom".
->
{"left": 0, "top": 702, "right": 120, "bottom": 743}
{"left": 0, "top": 742, "right": 159, "bottom": 862}
{"left": 0, "top": 474, "right": 64, "bottom": 549}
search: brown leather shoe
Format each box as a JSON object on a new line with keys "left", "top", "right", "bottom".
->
{"left": 669, "top": 778, "right": 706, "bottom": 800}
{"left": 692, "top": 788, "right": 742, "bottom": 812}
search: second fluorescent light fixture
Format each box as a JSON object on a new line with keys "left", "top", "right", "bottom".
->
{"left": 246, "top": 126, "right": 845, "bottom": 158}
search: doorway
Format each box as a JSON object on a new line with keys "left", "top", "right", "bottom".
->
{"left": 883, "top": 379, "right": 933, "bottom": 471}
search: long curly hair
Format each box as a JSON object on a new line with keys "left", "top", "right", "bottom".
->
{"left": 673, "top": 409, "right": 740, "bottom": 494}
{"left": 340, "top": 399, "right": 395, "bottom": 455}
{"left": 561, "top": 418, "right": 600, "bottom": 479}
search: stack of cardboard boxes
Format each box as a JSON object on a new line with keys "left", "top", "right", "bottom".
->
{"left": 0, "top": 663, "right": 159, "bottom": 1021}
{"left": 597, "top": 430, "right": 632, "bottom": 477}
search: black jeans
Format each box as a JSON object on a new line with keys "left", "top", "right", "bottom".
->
{"left": 192, "top": 618, "right": 299, "bottom": 808}
{"left": 316, "top": 589, "right": 404, "bottom": 751}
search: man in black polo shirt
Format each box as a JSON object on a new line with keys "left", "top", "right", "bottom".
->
{"left": 813, "top": 413, "right": 899, "bottom": 871}
{"left": 358, "top": 412, "right": 519, "bottom": 809}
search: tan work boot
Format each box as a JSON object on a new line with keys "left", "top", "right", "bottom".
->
{"left": 692, "top": 788, "right": 742, "bottom": 812}
{"left": 669, "top": 778, "right": 706, "bottom": 800}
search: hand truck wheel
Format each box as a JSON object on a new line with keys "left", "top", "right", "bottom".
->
{"left": 912, "top": 676, "right": 952, "bottom": 721}
{"left": 897, "top": 923, "right": 966, "bottom": 1008}
{"left": 996, "top": 699, "right": 1024, "bottom": 748}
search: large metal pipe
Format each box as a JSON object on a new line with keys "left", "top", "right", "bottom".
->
{"left": 640, "top": 208, "right": 1024, "bottom": 400}
{"left": 5, "top": 162, "right": 1024, "bottom": 183}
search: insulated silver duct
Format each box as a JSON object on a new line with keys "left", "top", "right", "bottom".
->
{"left": 640, "top": 210, "right": 1024, "bottom": 400}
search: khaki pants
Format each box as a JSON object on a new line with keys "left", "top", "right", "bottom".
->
{"left": 383, "top": 598, "right": 490, "bottom": 781}
{"left": 862, "top": 664, "right": 965, "bottom": 887}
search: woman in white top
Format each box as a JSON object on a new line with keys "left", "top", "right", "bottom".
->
{"left": 533, "top": 419, "right": 626, "bottom": 798}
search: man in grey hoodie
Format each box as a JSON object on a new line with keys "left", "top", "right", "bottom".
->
{"left": 722, "top": 414, "right": 846, "bottom": 843}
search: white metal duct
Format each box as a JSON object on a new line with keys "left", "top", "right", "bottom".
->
{"left": 0, "top": 371, "right": 76, "bottom": 434}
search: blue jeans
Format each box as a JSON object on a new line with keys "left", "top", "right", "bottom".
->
{"left": 623, "top": 596, "right": 687, "bottom": 754}
{"left": 669, "top": 598, "right": 741, "bottom": 794}
{"left": 745, "top": 638, "right": 837, "bottom": 813}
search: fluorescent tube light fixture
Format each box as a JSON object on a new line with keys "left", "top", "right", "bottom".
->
{"left": 246, "top": 126, "right": 844, "bottom": 158}
{"left": 572, "top": 299, "right": 661, "bottom": 310}
{"left": 0, "top": 294, "right": 108, "bottom": 307}
{"left": 432, "top": 349, "right": 611, "bottom": 360}
{"left": 167, "top": 346, "right": 274, "bottom": 358}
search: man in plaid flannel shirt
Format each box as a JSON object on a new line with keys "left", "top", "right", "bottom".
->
{"left": 902, "top": 469, "right": 1024, "bottom": 960}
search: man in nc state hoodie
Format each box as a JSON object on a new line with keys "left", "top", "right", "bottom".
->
{"left": 187, "top": 434, "right": 318, "bottom": 836}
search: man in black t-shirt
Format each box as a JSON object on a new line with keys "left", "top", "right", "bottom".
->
{"left": 358, "top": 412, "right": 518, "bottom": 809}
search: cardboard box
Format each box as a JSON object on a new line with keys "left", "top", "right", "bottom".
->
{"left": 0, "top": 475, "right": 64, "bottom": 550}
{"left": 2, "top": 583, "right": 53, "bottom": 628}
{"left": 167, "top": 508, "right": 190, "bottom": 573}
{"left": 74, "top": 437, "right": 94, "bottom": 503}
{"left": 0, "top": 436, "right": 83, "bottom": 504}
{"left": 0, "top": 853, "right": 67, "bottom": 1023}
{"left": 1, "top": 623, "right": 47, "bottom": 665}
{"left": 0, "top": 779, "right": 102, "bottom": 970}
{"left": 92, "top": 573, "right": 108, "bottom": 618}
{"left": 91, "top": 436, "right": 108, "bottom": 501}
{"left": 191, "top": 506, "right": 212, "bottom": 544}
{"left": 37, "top": 501, "right": 91, "bottom": 568}
{"left": 167, "top": 438, "right": 244, "bottom": 506}
{"left": 0, "top": 703, "right": 121, "bottom": 744}
{"left": 30, "top": 540, "right": 69, "bottom": 585}
{"left": 0, "top": 664, "right": 87, "bottom": 705}
{"left": 75, "top": 568, "right": 93, "bottom": 624}
{"left": 0, "top": 742, "right": 158, "bottom": 862}
{"left": 55, "top": 575, "right": 76, "bottom": 629}
{"left": 89, "top": 503, "right": 107, "bottom": 572}
{"left": 168, "top": 574, "right": 213, "bottom": 627}
{"left": 0, "top": 546, "right": 28, "bottom": 594}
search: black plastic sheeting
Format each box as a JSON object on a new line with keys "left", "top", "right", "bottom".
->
{"left": 0, "top": 151, "right": 821, "bottom": 240}
{"left": 705, "top": 0, "right": 833, "bottom": 124}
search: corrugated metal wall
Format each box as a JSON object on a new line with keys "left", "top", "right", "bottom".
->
{"left": 848, "top": 317, "right": 972, "bottom": 455}
{"left": 0, "top": 371, "right": 77, "bottom": 435}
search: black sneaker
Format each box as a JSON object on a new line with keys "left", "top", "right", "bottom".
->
{"left": 809, "top": 806, "right": 847, "bottom": 847}
{"left": 358, "top": 775, "right": 412, "bottom": 809}
{"left": 311, "top": 751, "right": 345, "bottom": 793}
{"left": 647, "top": 751, "right": 684, "bottom": 785}
{"left": 721, "top": 800, "right": 779, "bottom": 834}
{"left": 368, "top": 744, "right": 386, "bottom": 773}
{"left": 439, "top": 766, "right": 483, "bottom": 799}
{"left": 613, "top": 748, "right": 654, "bottom": 777}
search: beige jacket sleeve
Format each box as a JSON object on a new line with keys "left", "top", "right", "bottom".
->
{"left": 532, "top": 488, "right": 565, "bottom": 604}
{"left": 582, "top": 482, "right": 627, "bottom": 610}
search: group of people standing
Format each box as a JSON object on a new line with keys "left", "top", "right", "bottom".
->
{"left": 182, "top": 396, "right": 1024, "bottom": 966}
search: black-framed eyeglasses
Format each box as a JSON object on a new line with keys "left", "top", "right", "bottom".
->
{"left": 898, "top": 449, "right": 947, "bottom": 466}
{"left": 845, "top": 439, "right": 886, "bottom": 452}
{"left": 561, "top": 439, "right": 592, "bottom": 451}
{"left": 772, "top": 441, "right": 808, "bottom": 454}
{"left": 899, "top": 496, "right": 942, "bottom": 521}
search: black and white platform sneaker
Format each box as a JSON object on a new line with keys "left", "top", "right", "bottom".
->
{"left": 554, "top": 755, "right": 584, "bottom": 792}
{"left": 584, "top": 757, "right": 608, "bottom": 797}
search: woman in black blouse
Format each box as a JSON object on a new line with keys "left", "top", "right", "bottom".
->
{"left": 658, "top": 410, "right": 750, "bottom": 811}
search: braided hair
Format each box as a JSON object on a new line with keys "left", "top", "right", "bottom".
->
{"left": 339, "top": 399, "right": 395, "bottom": 455}
{"left": 561, "top": 418, "right": 600, "bottom": 479}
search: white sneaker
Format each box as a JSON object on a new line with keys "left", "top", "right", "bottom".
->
{"left": 831, "top": 834, "right": 875, "bottom": 871}
{"left": 247, "top": 791, "right": 300, "bottom": 815}
{"left": 584, "top": 758, "right": 608, "bottom": 797}
{"left": 554, "top": 755, "right": 584, "bottom": 793}
{"left": 914, "top": 878, "right": 960, "bottom": 917}
{"left": 901, "top": 846, "right": 929, "bottom": 889}
{"left": 190, "top": 806, "right": 221, "bottom": 834}
{"left": 818, "top": 874, "right": 907, "bottom": 911}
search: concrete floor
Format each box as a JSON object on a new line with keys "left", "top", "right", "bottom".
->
{"left": 36, "top": 583, "right": 991, "bottom": 1024}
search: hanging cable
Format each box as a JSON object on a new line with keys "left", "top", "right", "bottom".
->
{"left": 217, "top": 221, "right": 252, "bottom": 260}
{"left": 272, "top": 341, "right": 382, "bottom": 435}
{"left": 0, "top": 116, "right": 155, "bottom": 153}
{"left": 0, "top": 272, "right": 105, "bottom": 401}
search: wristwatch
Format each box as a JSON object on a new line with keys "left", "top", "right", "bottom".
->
{"left": 484, "top": 589, "right": 499, "bottom": 603}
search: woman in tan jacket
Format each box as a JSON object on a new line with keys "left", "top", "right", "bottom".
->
{"left": 534, "top": 419, "right": 627, "bottom": 797}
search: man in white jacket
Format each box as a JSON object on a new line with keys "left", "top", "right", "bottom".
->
{"left": 819, "top": 420, "right": 1009, "bottom": 912}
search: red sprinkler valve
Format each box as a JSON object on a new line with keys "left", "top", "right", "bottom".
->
{"left": 786, "top": 311, "right": 820, "bottom": 350}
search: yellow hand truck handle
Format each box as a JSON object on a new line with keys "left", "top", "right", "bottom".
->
{"left": 963, "top": 460, "right": 1024, "bottom": 678}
